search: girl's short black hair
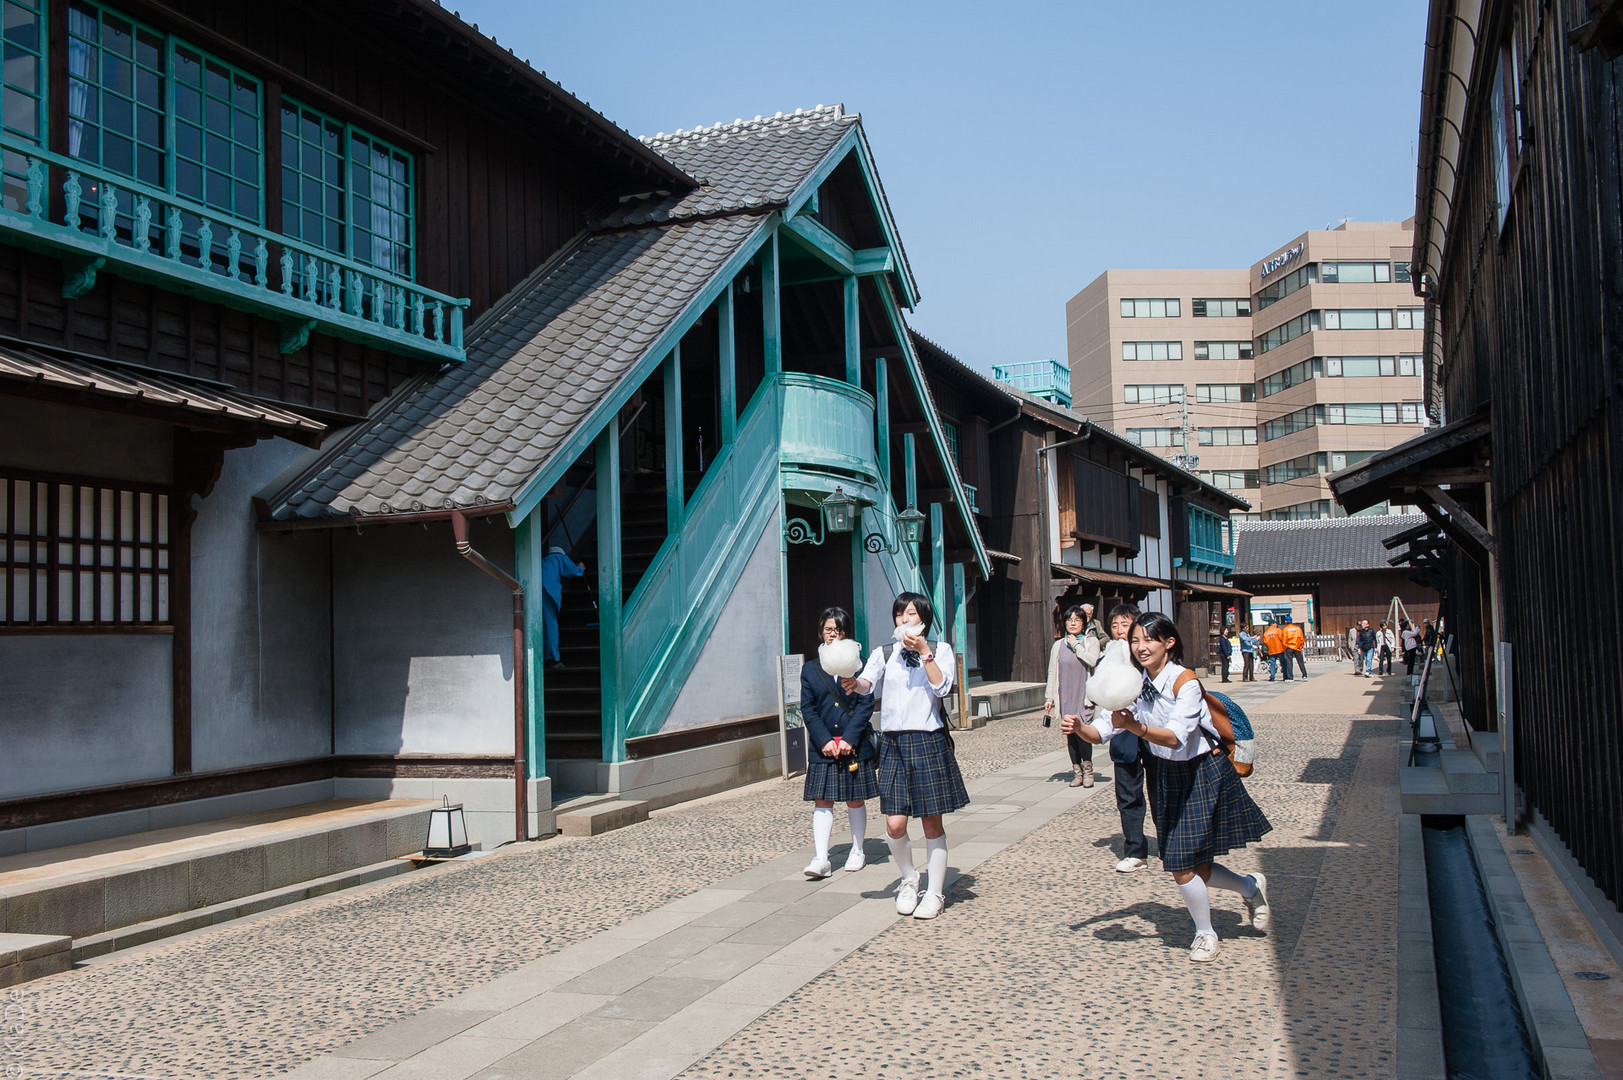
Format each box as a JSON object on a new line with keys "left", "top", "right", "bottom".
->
{"left": 1131, "top": 611, "right": 1182, "bottom": 665}
{"left": 893, "top": 591, "right": 934, "bottom": 635}
{"left": 1107, "top": 603, "right": 1141, "bottom": 624}
{"left": 1061, "top": 604, "right": 1090, "bottom": 624}
{"left": 816, "top": 606, "right": 852, "bottom": 639}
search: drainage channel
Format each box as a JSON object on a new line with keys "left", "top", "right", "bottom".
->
{"left": 1421, "top": 814, "right": 1537, "bottom": 1080}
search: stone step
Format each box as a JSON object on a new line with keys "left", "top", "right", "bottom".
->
{"left": 0, "top": 799, "right": 436, "bottom": 943}
{"left": 0, "top": 932, "right": 71, "bottom": 988}
{"left": 1398, "top": 745, "right": 1502, "bottom": 815}
{"left": 556, "top": 799, "right": 650, "bottom": 837}
{"left": 967, "top": 681, "right": 1045, "bottom": 721}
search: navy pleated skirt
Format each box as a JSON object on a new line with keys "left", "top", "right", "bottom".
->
{"left": 803, "top": 757, "right": 880, "bottom": 802}
{"left": 1147, "top": 751, "right": 1271, "bottom": 872}
{"left": 877, "top": 730, "right": 970, "bottom": 818}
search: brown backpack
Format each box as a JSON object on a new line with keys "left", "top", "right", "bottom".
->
{"left": 1170, "top": 670, "right": 1250, "bottom": 776}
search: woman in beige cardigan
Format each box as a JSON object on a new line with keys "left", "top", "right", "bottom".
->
{"left": 1045, "top": 604, "right": 1103, "bottom": 787}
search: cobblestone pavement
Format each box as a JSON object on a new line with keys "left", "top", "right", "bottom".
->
{"left": 7, "top": 668, "right": 1400, "bottom": 1079}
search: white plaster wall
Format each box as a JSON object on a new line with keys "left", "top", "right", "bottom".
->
{"left": 661, "top": 521, "right": 783, "bottom": 731}
{"left": 333, "top": 517, "right": 514, "bottom": 755}
{"left": 190, "top": 438, "right": 334, "bottom": 772}
{"left": 864, "top": 548, "right": 898, "bottom": 640}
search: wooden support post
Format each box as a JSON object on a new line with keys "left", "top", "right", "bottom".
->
{"left": 518, "top": 509, "right": 546, "bottom": 780}
{"left": 844, "top": 274, "right": 860, "bottom": 385}
{"left": 763, "top": 232, "right": 781, "bottom": 375}
{"left": 1418, "top": 484, "right": 1495, "bottom": 556}
{"left": 719, "top": 282, "right": 736, "bottom": 445}
{"left": 875, "top": 355, "right": 890, "bottom": 480}
{"left": 931, "top": 502, "right": 945, "bottom": 625}
{"left": 851, "top": 527, "right": 867, "bottom": 645}
{"left": 904, "top": 432, "right": 918, "bottom": 509}
{"left": 665, "top": 346, "right": 683, "bottom": 536}
{"left": 596, "top": 421, "right": 625, "bottom": 763}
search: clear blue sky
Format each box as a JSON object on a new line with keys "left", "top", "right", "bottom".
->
{"left": 452, "top": 1, "right": 1428, "bottom": 373}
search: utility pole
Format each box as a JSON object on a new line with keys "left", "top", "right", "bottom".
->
{"left": 1168, "top": 388, "right": 1198, "bottom": 473}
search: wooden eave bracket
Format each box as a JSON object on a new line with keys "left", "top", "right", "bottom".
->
{"left": 1415, "top": 483, "right": 1495, "bottom": 563}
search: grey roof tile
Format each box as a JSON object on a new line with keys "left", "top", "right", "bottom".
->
{"left": 1232, "top": 514, "right": 1433, "bottom": 575}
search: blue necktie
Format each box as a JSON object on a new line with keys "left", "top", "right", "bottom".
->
{"left": 1139, "top": 676, "right": 1159, "bottom": 704}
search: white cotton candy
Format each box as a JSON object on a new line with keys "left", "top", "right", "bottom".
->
{"left": 819, "top": 638, "right": 864, "bottom": 678}
{"left": 1087, "top": 638, "right": 1143, "bottom": 711}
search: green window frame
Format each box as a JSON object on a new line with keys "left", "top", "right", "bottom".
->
{"left": 281, "top": 95, "right": 415, "bottom": 279}
{"left": 0, "top": 0, "right": 47, "bottom": 210}
{"left": 66, "top": 0, "right": 263, "bottom": 223}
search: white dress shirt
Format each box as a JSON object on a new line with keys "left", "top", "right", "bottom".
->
{"left": 1086, "top": 661, "right": 1214, "bottom": 762}
{"left": 857, "top": 639, "right": 956, "bottom": 732}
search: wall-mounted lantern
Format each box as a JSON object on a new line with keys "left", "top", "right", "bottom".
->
{"left": 864, "top": 503, "right": 927, "bottom": 555}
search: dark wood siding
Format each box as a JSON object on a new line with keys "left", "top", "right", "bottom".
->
{"left": 1428, "top": 0, "right": 1623, "bottom": 907}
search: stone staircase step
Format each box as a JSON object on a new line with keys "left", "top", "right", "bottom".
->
{"left": 0, "top": 932, "right": 72, "bottom": 988}
{"left": 556, "top": 800, "right": 649, "bottom": 837}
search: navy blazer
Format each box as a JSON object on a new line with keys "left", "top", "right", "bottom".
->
{"left": 800, "top": 658, "right": 876, "bottom": 762}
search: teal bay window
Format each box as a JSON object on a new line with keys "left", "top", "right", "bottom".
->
{"left": 0, "top": 0, "right": 464, "bottom": 361}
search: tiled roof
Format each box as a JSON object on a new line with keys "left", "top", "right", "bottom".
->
{"left": 0, "top": 345, "right": 325, "bottom": 440}
{"left": 597, "top": 106, "right": 856, "bottom": 228}
{"left": 1232, "top": 514, "right": 1432, "bottom": 575}
{"left": 265, "top": 107, "right": 858, "bottom": 521}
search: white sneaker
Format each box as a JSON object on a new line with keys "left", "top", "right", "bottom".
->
{"left": 843, "top": 846, "right": 867, "bottom": 872}
{"left": 1115, "top": 856, "right": 1147, "bottom": 873}
{"left": 1244, "top": 872, "right": 1271, "bottom": 932}
{"left": 895, "top": 877, "right": 920, "bottom": 915}
{"left": 1188, "top": 932, "right": 1220, "bottom": 962}
{"left": 912, "top": 891, "right": 944, "bottom": 919}
{"left": 803, "top": 857, "right": 832, "bottom": 880}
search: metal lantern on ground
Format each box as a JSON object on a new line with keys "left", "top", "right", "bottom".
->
{"left": 424, "top": 796, "right": 471, "bottom": 858}
{"left": 820, "top": 486, "right": 857, "bottom": 534}
{"left": 896, "top": 505, "right": 926, "bottom": 546}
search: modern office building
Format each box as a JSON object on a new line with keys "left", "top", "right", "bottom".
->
{"left": 1065, "top": 221, "right": 1426, "bottom": 519}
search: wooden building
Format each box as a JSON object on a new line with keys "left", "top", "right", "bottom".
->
{"left": 1331, "top": 0, "right": 1623, "bottom": 914}
{"left": 0, "top": 1, "right": 980, "bottom": 852}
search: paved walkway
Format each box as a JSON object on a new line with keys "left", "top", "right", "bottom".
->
{"left": 6, "top": 661, "right": 1407, "bottom": 1079}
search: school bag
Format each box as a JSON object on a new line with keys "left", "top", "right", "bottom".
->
{"left": 1170, "top": 672, "right": 1258, "bottom": 777}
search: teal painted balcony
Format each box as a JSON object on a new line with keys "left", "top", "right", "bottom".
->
{"left": 0, "top": 138, "right": 467, "bottom": 363}
{"left": 776, "top": 373, "right": 879, "bottom": 487}
{"left": 992, "top": 357, "right": 1071, "bottom": 408}
{"left": 1180, "top": 507, "right": 1235, "bottom": 573}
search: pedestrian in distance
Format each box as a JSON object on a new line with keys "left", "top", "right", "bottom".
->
{"left": 1346, "top": 625, "right": 1359, "bottom": 664}
{"left": 1355, "top": 619, "right": 1377, "bottom": 676}
{"left": 1283, "top": 620, "right": 1308, "bottom": 679}
{"left": 1067, "top": 612, "right": 1272, "bottom": 962}
{"left": 1401, "top": 620, "right": 1419, "bottom": 675}
{"left": 1079, "top": 602, "right": 1108, "bottom": 650}
{"left": 800, "top": 607, "right": 878, "bottom": 880}
{"left": 1217, "top": 626, "right": 1233, "bottom": 683}
{"left": 540, "top": 545, "right": 585, "bottom": 668}
{"left": 848, "top": 592, "right": 969, "bottom": 920}
{"left": 1239, "top": 624, "right": 1258, "bottom": 682}
{"left": 1092, "top": 603, "right": 1151, "bottom": 872}
{"left": 1261, "top": 621, "right": 1285, "bottom": 681}
{"left": 1045, "top": 605, "right": 1099, "bottom": 788}
{"left": 1379, "top": 621, "right": 1398, "bottom": 676}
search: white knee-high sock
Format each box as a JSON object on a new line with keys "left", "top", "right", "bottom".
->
{"left": 1205, "top": 862, "right": 1256, "bottom": 897}
{"left": 1178, "top": 875, "right": 1215, "bottom": 937}
{"left": 886, "top": 831, "right": 917, "bottom": 882}
{"left": 812, "top": 807, "right": 833, "bottom": 861}
{"left": 847, "top": 805, "right": 868, "bottom": 847}
{"left": 924, "top": 835, "right": 948, "bottom": 896}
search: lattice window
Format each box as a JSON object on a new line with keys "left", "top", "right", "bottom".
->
{"left": 2, "top": 472, "right": 171, "bottom": 627}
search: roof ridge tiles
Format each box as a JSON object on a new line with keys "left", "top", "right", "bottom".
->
{"left": 643, "top": 103, "right": 847, "bottom": 147}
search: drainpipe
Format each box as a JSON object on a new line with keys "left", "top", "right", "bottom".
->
{"left": 450, "top": 510, "right": 527, "bottom": 842}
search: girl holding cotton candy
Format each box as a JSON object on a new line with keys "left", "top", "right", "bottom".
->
{"left": 800, "top": 606, "right": 879, "bottom": 879}
{"left": 846, "top": 591, "right": 969, "bottom": 920}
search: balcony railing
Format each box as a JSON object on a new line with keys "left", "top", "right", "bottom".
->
{"left": 992, "top": 358, "right": 1072, "bottom": 407}
{"left": 777, "top": 373, "right": 879, "bottom": 484}
{"left": 962, "top": 483, "right": 979, "bottom": 512}
{"left": 0, "top": 137, "right": 467, "bottom": 363}
{"left": 1185, "top": 541, "right": 1235, "bottom": 573}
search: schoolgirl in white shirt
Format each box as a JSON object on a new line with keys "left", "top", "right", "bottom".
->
{"left": 1067, "top": 611, "right": 1272, "bottom": 962}
{"left": 848, "top": 592, "right": 969, "bottom": 919}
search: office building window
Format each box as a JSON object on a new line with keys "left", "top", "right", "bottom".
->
{"left": 1125, "top": 427, "right": 1184, "bottom": 448}
{"left": 1255, "top": 263, "right": 1316, "bottom": 309}
{"left": 1320, "top": 262, "right": 1392, "bottom": 283}
{"left": 1265, "top": 500, "right": 1333, "bottom": 520}
{"left": 1395, "top": 307, "right": 1425, "bottom": 330}
{"left": 1119, "top": 298, "right": 1181, "bottom": 318}
{"left": 1192, "top": 298, "right": 1251, "bottom": 318}
{"left": 1196, "top": 383, "right": 1254, "bottom": 403}
{"left": 1258, "top": 311, "right": 1317, "bottom": 353}
{"left": 1197, "top": 426, "right": 1256, "bottom": 447}
{"left": 1258, "top": 357, "right": 1324, "bottom": 397}
{"left": 1321, "top": 309, "right": 1393, "bottom": 330}
{"left": 1394, "top": 262, "right": 1412, "bottom": 283}
{"left": 1122, "top": 341, "right": 1183, "bottom": 361}
{"left": 1193, "top": 340, "right": 1254, "bottom": 361}
{"left": 1200, "top": 470, "right": 1260, "bottom": 490}
{"left": 1399, "top": 354, "right": 1418, "bottom": 376}
{"left": 1124, "top": 384, "right": 1185, "bottom": 404}
{"left": 1322, "top": 355, "right": 1400, "bottom": 378}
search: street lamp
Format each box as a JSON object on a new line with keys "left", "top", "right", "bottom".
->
{"left": 786, "top": 487, "right": 860, "bottom": 546}
{"left": 864, "top": 503, "right": 926, "bottom": 554}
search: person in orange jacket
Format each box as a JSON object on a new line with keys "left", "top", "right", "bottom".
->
{"left": 1282, "top": 621, "right": 1308, "bottom": 680}
{"left": 1261, "top": 622, "right": 1286, "bottom": 681}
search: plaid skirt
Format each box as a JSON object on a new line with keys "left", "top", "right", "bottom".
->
{"left": 1147, "top": 751, "right": 1271, "bottom": 872}
{"left": 878, "top": 730, "right": 970, "bottom": 818}
{"left": 803, "top": 757, "right": 880, "bottom": 802}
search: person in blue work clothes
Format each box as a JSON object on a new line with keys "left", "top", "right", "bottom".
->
{"left": 800, "top": 606, "right": 878, "bottom": 879}
{"left": 541, "top": 545, "right": 584, "bottom": 669}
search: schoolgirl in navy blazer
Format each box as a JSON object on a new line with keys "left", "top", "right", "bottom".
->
{"left": 802, "top": 657, "right": 876, "bottom": 764}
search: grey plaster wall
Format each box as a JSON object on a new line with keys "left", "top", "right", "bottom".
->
{"left": 0, "top": 635, "right": 172, "bottom": 799}
{"left": 662, "top": 521, "right": 784, "bottom": 731}
{"left": 0, "top": 399, "right": 171, "bottom": 484}
{"left": 333, "top": 517, "right": 515, "bottom": 756}
{"left": 190, "top": 439, "right": 334, "bottom": 773}
{"left": 864, "top": 552, "right": 900, "bottom": 652}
